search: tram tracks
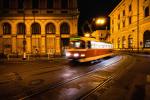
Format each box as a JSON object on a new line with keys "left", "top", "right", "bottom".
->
{"left": 79, "top": 55, "right": 136, "bottom": 100}
{"left": 17, "top": 55, "right": 125, "bottom": 100}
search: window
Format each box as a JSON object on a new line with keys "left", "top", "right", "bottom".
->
{"left": 128, "top": 35, "right": 133, "bottom": 48}
{"left": 112, "top": 27, "right": 114, "bottom": 33}
{"left": 129, "top": 4, "right": 132, "bottom": 12}
{"left": 123, "top": 21, "right": 125, "bottom": 27}
{"left": 3, "top": 23, "right": 11, "bottom": 35}
{"left": 60, "top": 23, "right": 70, "bottom": 34}
{"left": 118, "top": 23, "right": 120, "bottom": 30}
{"left": 129, "top": 16, "right": 132, "bottom": 24}
{"left": 122, "top": 36, "right": 126, "bottom": 48}
{"left": 144, "top": 7, "right": 149, "bottom": 17}
{"left": 123, "top": 10, "right": 125, "bottom": 16}
{"left": 144, "top": 30, "right": 150, "bottom": 48}
{"left": 3, "top": 0, "right": 10, "bottom": 9}
{"left": 118, "top": 38, "right": 120, "bottom": 49}
{"left": 112, "top": 20, "right": 114, "bottom": 24}
{"left": 118, "top": 14, "right": 120, "bottom": 20}
{"left": 61, "top": 0, "right": 68, "bottom": 9}
{"left": 32, "top": 0, "right": 39, "bottom": 9}
{"left": 31, "top": 23, "right": 41, "bottom": 34}
{"left": 46, "top": 23, "right": 56, "bottom": 34}
{"left": 47, "top": 0, "right": 53, "bottom": 9}
{"left": 18, "top": 0, "right": 24, "bottom": 9}
{"left": 17, "top": 23, "right": 26, "bottom": 34}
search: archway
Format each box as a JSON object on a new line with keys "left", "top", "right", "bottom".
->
{"left": 144, "top": 30, "right": 150, "bottom": 48}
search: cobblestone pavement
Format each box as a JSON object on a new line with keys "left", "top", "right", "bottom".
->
{"left": 86, "top": 53, "right": 150, "bottom": 100}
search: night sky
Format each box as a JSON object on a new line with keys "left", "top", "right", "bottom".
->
{"left": 77, "top": 0, "right": 121, "bottom": 35}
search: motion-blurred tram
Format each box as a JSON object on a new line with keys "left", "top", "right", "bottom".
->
{"left": 65, "top": 37, "right": 113, "bottom": 62}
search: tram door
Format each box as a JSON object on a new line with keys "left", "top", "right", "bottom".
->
{"left": 61, "top": 38, "right": 69, "bottom": 56}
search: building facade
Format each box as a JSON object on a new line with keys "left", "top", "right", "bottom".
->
{"left": 109, "top": 0, "right": 150, "bottom": 51}
{"left": 0, "top": 0, "right": 79, "bottom": 56}
{"left": 91, "top": 30, "right": 110, "bottom": 42}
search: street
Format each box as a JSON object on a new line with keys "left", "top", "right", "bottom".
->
{"left": 0, "top": 53, "right": 150, "bottom": 100}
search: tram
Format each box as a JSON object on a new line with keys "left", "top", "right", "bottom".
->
{"left": 65, "top": 37, "right": 113, "bottom": 62}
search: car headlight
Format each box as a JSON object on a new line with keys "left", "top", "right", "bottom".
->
{"left": 66, "top": 52, "right": 71, "bottom": 57}
{"left": 73, "top": 53, "right": 79, "bottom": 57}
{"left": 81, "top": 54, "right": 85, "bottom": 57}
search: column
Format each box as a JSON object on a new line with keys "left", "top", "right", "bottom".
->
{"left": 55, "top": 37, "right": 61, "bottom": 55}
{"left": 26, "top": 22, "right": 32, "bottom": 53}
{"left": 41, "top": 36, "right": 46, "bottom": 54}
{"left": 41, "top": 24, "right": 46, "bottom": 54}
{"left": 11, "top": 23, "right": 17, "bottom": 53}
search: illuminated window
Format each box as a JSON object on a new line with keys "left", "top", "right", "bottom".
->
{"left": 32, "top": 0, "right": 39, "bottom": 9}
{"left": 60, "top": 23, "right": 70, "bottom": 34}
{"left": 18, "top": 0, "right": 24, "bottom": 9}
{"left": 3, "top": 23, "right": 11, "bottom": 35}
{"left": 46, "top": 23, "right": 56, "bottom": 34}
{"left": 128, "top": 35, "right": 133, "bottom": 48}
{"left": 144, "top": 30, "right": 150, "bottom": 48}
{"left": 122, "top": 36, "right": 126, "bottom": 48}
{"left": 31, "top": 23, "right": 41, "bottom": 34}
{"left": 17, "top": 23, "right": 26, "bottom": 34}
{"left": 61, "top": 0, "right": 68, "bottom": 9}
{"left": 118, "top": 38, "right": 120, "bottom": 49}
{"left": 144, "top": 7, "right": 149, "bottom": 17}
{"left": 47, "top": 0, "right": 53, "bottom": 9}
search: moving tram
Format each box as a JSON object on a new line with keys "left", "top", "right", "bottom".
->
{"left": 65, "top": 37, "right": 113, "bottom": 62}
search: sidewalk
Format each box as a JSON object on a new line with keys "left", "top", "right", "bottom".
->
{"left": 0, "top": 56, "right": 67, "bottom": 62}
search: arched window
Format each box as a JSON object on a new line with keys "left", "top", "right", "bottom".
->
{"left": 117, "top": 38, "right": 120, "bottom": 49}
{"left": 122, "top": 36, "right": 126, "bottom": 48}
{"left": 45, "top": 23, "right": 56, "bottom": 34}
{"left": 144, "top": 30, "right": 150, "bottom": 48}
{"left": 3, "top": 23, "right": 11, "bottom": 35}
{"left": 17, "top": 23, "right": 26, "bottom": 34}
{"left": 145, "top": 7, "right": 149, "bottom": 17}
{"left": 31, "top": 23, "right": 41, "bottom": 34}
{"left": 61, "top": 0, "right": 68, "bottom": 9}
{"left": 128, "top": 35, "right": 133, "bottom": 48}
{"left": 60, "top": 23, "right": 70, "bottom": 34}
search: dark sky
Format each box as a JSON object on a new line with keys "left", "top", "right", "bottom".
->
{"left": 77, "top": 0, "right": 121, "bottom": 35}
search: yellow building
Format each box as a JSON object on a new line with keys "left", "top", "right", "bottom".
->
{"left": 109, "top": 0, "right": 150, "bottom": 52}
{"left": 91, "top": 30, "right": 110, "bottom": 42}
{"left": 0, "top": 0, "right": 79, "bottom": 56}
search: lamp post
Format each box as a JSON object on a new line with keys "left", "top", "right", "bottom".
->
{"left": 137, "top": 0, "right": 139, "bottom": 52}
{"left": 95, "top": 18, "right": 106, "bottom": 25}
{"left": 95, "top": 18, "right": 108, "bottom": 41}
{"left": 22, "top": 0, "right": 26, "bottom": 60}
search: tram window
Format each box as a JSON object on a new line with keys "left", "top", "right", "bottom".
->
{"left": 87, "top": 41, "right": 91, "bottom": 48}
{"left": 80, "top": 41, "right": 85, "bottom": 48}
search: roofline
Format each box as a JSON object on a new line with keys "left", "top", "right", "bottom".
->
{"left": 109, "top": 0, "right": 124, "bottom": 17}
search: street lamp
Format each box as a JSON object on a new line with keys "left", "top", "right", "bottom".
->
{"left": 95, "top": 18, "right": 106, "bottom": 25}
{"left": 94, "top": 18, "right": 110, "bottom": 42}
{"left": 22, "top": 1, "right": 26, "bottom": 60}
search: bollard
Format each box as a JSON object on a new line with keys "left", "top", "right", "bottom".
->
{"left": 7, "top": 54, "right": 10, "bottom": 60}
{"left": 48, "top": 53, "right": 50, "bottom": 60}
{"left": 27, "top": 54, "right": 30, "bottom": 60}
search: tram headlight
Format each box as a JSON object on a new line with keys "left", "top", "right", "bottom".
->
{"left": 66, "top": 52, "right": 71, "bottom": 57}
{"left": 73, "top": 53, "right": 79, "bottom": 57}
{"left": 81, "top": 54, "right": 85, "bottom": 57}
